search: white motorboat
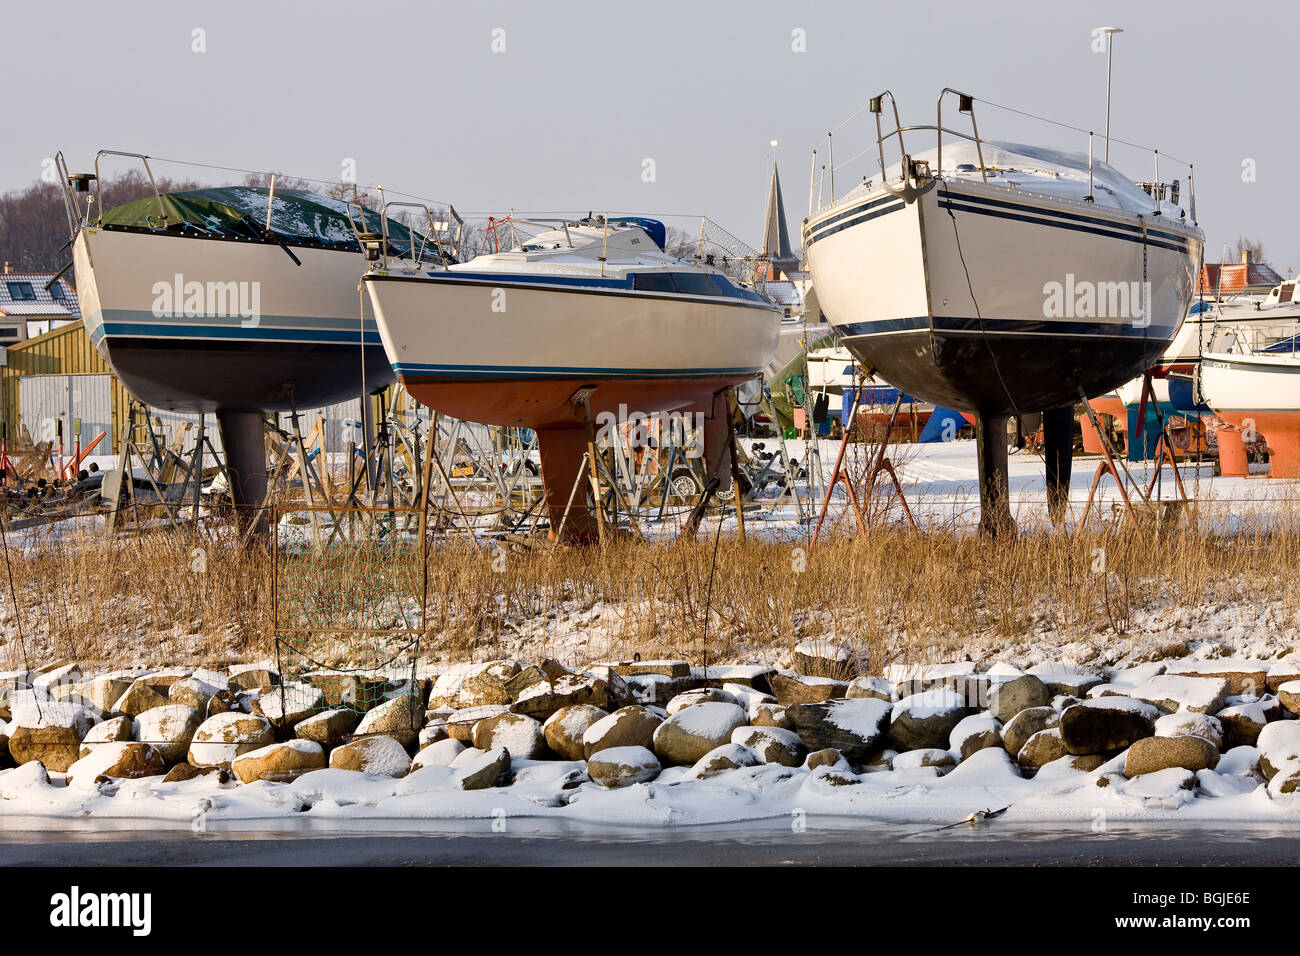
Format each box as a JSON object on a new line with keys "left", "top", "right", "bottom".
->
{"left": 1197, "top": 315, "right": 1300, "bottom": 477}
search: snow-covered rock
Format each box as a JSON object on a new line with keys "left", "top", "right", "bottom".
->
{"left": 891, "top": 748, "right": 956, "bottom": 772}
{"left": 731, "top": 725, "right": 805, "bottom": 767}
{"left": 134, "top": 704, "right": 201, "bottom": 764}
{"left": 1214, "top": 700, "right": 1271, "bottom": 747}
{"left": 788, "top": 697, "right": 891, "bottom": 762}
{"left": 295, "top": 708, "right": 360, "bottom": 748}
{"left": 1017, "top": 728, "right": 1068, "bottom": 771}
{"left": 232, "top": 740, "right": 326, "bottom": 783}
{"left": 411, "top": 737, "right": 465, "bottom": 770}
{"left": 989, "top": 674, "right": 1051, "bottom": 723}
{"left": 472, "top": 712, "right": 545, "bottom": 759}
{"left": 1256, "top": 721, "right": 1300, "bottom": 782}
{"left": 793, "top": 639, "right": 861, "bottom": 678}
{"left": 581, "top": 705, "right": 661, "bottom": 759}
{"left": 353, "top": 693, "right": 423, "bottom": 747}
{"left": 692, "top": 743, "right": 760, "bottom": 778}
{"left": 7, "top": 702, "right": 97, "bottom": 772}
{"left": 845, "top": 676, "right": 893, "bottom": 701}
{"left": 112, "top": 678, "right": 170, "bottom": 718}
{"left": 1059, "top": 697, "right": 1158, "bottom": 755}
{"left": 542, "top": 704, "right": 608, "bottom": 761}
{"left": 1116, "top": 767, "right": 1197, "bottom": 810}
{"left": 949, "top": 712, "right": 1002, "bottom": 759}
{"left": 1154, "top": 711, "right": 1224, "bottom": 750}
{"left": 652, "top": 702, "right": 748, "bottom": 765}
{"left": 78, "top": 716, "right": 133, "bottom": 757}
{"left": 252, "top": 681, "right": 325, "bottom": 729}
{"left": 769, "top": 671, "right": 848, "bottom": 706}
{"left": 168, "top": 676, "right": 222, "bottom": 716}
{"left": 1122, "top": 675, "right": 1229, "bottom": 715}
{"left": 1276, "top": 680, "right": 1300, "bottom": 717}
{"left": 455, "top": 747, "right": 510, "bottom": 790}
{"left": 1002, "top": 706, "right": 1058, "bottom": 757}
{"left": 1164, "top": 658, "right": 1268, "bottom": 696}
{"left": 1124, "top": 735, "right": 1219, "bottom": 777}
{"left": 665, "top": 688, "right": 740, "bottom": 716}
{"left": 887, "top": 690, "right": 971, "bottom": 752}
{"left": 188, "top": 712, "right": 274, "bottom": 768}
{"left": 587, "top": 746, "right": 660, "bottom": 788}
{"left": 65, "top": 742, "right": 166, "bottom": 786}
{"left": 750, "top": 702, "right": 792, "bottom": 729}
{"left": 510, "top": 674, "right": 618, "bottom": 720}
{"left": 329, "top": 735, "right": 411, "bottom": 778}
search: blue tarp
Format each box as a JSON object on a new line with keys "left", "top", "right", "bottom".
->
{"left": 919, "top": 407, "right": 969, "bottom": 443}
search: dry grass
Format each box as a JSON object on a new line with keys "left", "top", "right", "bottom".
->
{"left": 2, "top": 498, "right": 1299, "bottom": 674}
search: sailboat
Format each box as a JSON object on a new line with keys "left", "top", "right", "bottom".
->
{"left": 60, "top": 152, "right": 435, "bottom": 512}
{"left": 364, "top": 215, "right": 781, "bottom": 538}
{"left": 803, "top": 90, "right": 1204, "bottom": 530}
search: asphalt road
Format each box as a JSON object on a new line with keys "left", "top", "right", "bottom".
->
{"left": 2, "top": 820, "right": 1298, "bottom": 866}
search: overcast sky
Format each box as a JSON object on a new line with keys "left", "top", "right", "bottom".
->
{"left": 3, "top": 0, "right": 1291, "bottom": 270}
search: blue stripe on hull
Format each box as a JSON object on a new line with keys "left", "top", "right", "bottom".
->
{"left": 86, "top": 310, "right": 382, "bottom": 347}
{"left": 806, "top": 182, "right": 1200, "bottom": 253}
{"left": 835, "top": 315, "right": 1181, "bottom": 340}
{"left": 395, "top": 362, "right": 759, "bottom": 380}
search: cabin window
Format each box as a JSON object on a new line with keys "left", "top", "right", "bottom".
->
{"left": 671, "top": 273, "right": 723, "bottom": 296}
{"left": 0, "top": 327, "right": 18, "bottom": 338}
{"left": 5, "top": 281, "right": 35, "bottom": 301}
{"left": 1281, "top": 284, "right": 1294, "bottom": 304}
{"left": 632, "top": 273, "right": 678, "bottom": 293}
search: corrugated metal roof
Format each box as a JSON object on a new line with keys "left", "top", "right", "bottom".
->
{"left": 0, "top": 273, "right": 82, "bottom": 319}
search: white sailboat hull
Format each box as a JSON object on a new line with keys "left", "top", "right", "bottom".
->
{"left": 804, "top": 179, "right": 1202, "bottom": 414}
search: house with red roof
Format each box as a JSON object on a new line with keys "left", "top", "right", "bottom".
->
{"left": 1197, "top": 251, "right": 1286, "bottom": 298}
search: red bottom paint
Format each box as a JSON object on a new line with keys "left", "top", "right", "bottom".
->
{"left": 401, "top": 376, "right": 745, "bottom": 540}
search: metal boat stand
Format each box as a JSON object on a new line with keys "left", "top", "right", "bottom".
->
{"left": 810, "top": 391, "right": 917, "bottom": 548}
{"left": 102, "top": 403, "right": 224, "bottom": 537}
{"left": 1076, "top": 375, "right": 1193, "bottom": 535}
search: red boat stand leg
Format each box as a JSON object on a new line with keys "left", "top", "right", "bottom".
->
{"left": 538, "top": 426, "right": 599, "bottom": 543}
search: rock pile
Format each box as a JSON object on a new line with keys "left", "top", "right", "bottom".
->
{"left": 0, "top": 655, "right": 1296, "bottom": 804}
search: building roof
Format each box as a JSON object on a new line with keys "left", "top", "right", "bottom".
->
{"left": 0, "top": 272, "right": 81, "bottom": 320}
{"left": 1197, "top": 260, "right": 1286, "bottom": 296}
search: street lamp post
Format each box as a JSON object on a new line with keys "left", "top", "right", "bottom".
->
{"left": 1098, "top": 26, "right": 1123, "bottom": 163}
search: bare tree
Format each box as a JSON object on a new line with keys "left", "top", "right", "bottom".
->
{"left": 1228, "top": 236, "right": 1267, "bottom": 265}
{"left": 0, "top": 170, "right": 203, "bottom": 274}
{"left": 663, "top": 225, "right": 697, "bottom": 259}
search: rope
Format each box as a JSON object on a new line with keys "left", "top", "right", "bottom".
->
{"left": 940, "top": 179, "right": 1038, "bottom": 467}
{"left": 0, "top": 518, "right": 39, "bottom": 720}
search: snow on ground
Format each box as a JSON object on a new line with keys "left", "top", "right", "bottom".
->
{"left": 0, "top": 743, "right": 1293, "bottom": 830}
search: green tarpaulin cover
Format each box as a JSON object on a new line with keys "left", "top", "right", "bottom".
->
{"left": 98, "top": 186, "right": 433, "bottom": 258}
{"left": 766, "top": 330, "right": 839, "bottom": 430}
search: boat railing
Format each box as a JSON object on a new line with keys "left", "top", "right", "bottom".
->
{"left": 1207, "top": 321, "right": 1300, "bottom": 358}
{"left": 91, "top": 150, "right": 168, "bottom": 230}
{"left": 808, "top": 90, "right": 1197, "bottom": 223}
{"left": 346, "top": 200, "right": 461, "bottom": 270}
{"left": 382, "top": 201, "right": 457, "bottom": 269}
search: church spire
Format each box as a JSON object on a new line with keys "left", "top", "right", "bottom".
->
{"left": 761, "top": 158, "right": 794, "bottom": 263}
